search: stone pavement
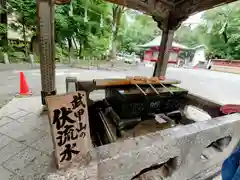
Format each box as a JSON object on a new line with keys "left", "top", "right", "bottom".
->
{"left": 0, "top": 96, "right": 56, "bottom": 180}
{"left": 0, "top": 95, "right": 227, "bottom": 180}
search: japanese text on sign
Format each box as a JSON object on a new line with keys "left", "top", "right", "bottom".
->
{"left": 46, "top": 91, "right": 91, "bottom": 169}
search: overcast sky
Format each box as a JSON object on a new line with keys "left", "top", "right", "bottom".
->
{"left": 184, "top": 12, "right": 203, "bottom": 25}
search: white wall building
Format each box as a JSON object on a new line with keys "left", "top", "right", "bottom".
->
{"left": 192, "top": 45, "right": 206, "bottom": 67}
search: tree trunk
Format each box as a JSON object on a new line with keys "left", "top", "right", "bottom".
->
{"left": 67, "top": 37, "right": 73, "bottom": 64}
{"left": 110, "top": 5, "right": 124, "bottom": 60}
{"left": 60, "top": 43, "right": 64, "bottom": 63}
{"left": 72, "top": 37, "right": 78, "bottom": 55}
{"left": 0, "top": 0, "right": 8, "bottom": 49}
{"left": 110, "top": 38, "right": 117, "bottom": 60}
{"left": 60, "top": 43, "right": 64, "bottom": 54}
{"left": 153, "top": 30, "right": 174, "bottom": 77}
{"left": 30, "top": 36, "right": 34, "bottom": 53}
{"left": 22, "top": 18, "right": 28, "bottom": 58}
{"left": 78, "top": 41, "right": 82, "bottom": 58}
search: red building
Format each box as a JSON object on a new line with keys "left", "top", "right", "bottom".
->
{"left": 140, "top": 36, "right": 190, "bottom": 64}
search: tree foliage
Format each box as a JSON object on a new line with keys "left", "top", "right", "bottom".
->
{"left": 55, "top": 0, "right": 112, "bottom": 58}
{"left": 118, "top": 13, "right": 159, "bottom": 54}
{"left": 175, "top": 1, "right": 240, "bottom": 60}
{"left": 2, "top": 0, "right": 240, "bottom": 62}
{"left": 8, "top": 0, "right": 36, "bottom": 56}
{"left": 108, "top": 4, "right": 125, "bottom": 59}
{"left": 3, "top": 0, "right": 160, "bottom": 60}
{"left": 5, "top": 0, "right": 112, "bottom": 59}
{"left": 0, "top": 0, "right": 185, "bottom": 61}
{"left": 0, "top": 0, "right": 8, "bottom": 51}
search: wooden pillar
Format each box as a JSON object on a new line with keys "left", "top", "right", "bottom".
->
{"left": 153, "top": 29, "right": 174, "bottom": 77}
{"left": 153, "top": 16, "right": 181, "bottom": 77}
{"left": 37, "top": 0, "right": 56, "bottom": 105}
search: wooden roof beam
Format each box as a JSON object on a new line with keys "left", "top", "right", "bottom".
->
{"left": 173, "top": 0, "right": 237, "bottom": 17}
{"left": 106, "top": 0, "right": 153, "bottom": 14}
{"left": 106, "top": 0, "right": 172, "bottom": 18}
{"left": 156, "top": 0, "right": 174, "bottom": 7}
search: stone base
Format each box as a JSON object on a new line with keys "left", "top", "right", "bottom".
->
{"left": 1, "top": 96, "right": 238, "bottom": 180}
{"left": 47, "top": 113, "right": 240, "bottom": 180}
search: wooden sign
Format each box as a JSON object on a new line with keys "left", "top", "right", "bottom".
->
{"left": 46, "top": 91, "right": 92, "bottom": 169}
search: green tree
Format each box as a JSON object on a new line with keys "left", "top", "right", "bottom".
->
{"left": 5, "top": 0, "right": 162, "bottom": 62}
{"left": 175, "top": 25, "right": 200, "bottom": 47}
{"left": 175, "top": 1, "right": 240, "bottom": 60}
{"left": 202, "top": 1, "right": 240, "bottom": 59}
{"left": 0, "top": 0, "right": 8, "bottom": 51}
{"left": 55, "top": 0, "right": 111, "bottom": 59}
{"left": 8, "top": 0, "right": 36, "bottom": 57}
{"left": 109, "top": 4, "right": 125, "bottom": 60}
{"left": 118, "top": 13, "right": 160, "bottom": 54}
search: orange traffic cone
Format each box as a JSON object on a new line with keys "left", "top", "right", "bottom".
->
{"left": 19, "top": 72, "right": 31, "bottom": 95}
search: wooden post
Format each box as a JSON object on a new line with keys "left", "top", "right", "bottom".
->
{"left": 152, "top": 16, "right": 181, "bottom": 77}
{"left": 37, "top": 0, "right": 56, "bottom": 105}
{"left": 153, "top": 30, "right": 174, "bottom": 77}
